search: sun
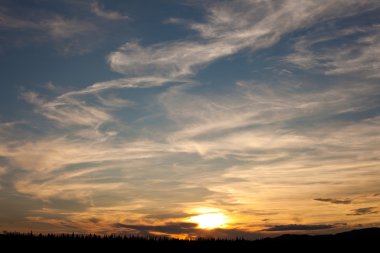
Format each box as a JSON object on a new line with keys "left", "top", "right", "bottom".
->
{"left": 190, "top": 213, "right": 227, "bottom": 229}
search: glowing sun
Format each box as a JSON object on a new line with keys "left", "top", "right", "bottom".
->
{"left": 190, "top": 213, "right": 227, "bottom": 229}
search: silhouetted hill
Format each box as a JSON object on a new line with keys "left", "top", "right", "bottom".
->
{"left": 257, "top": 227, "right": 380, "bottom": 249}
{"left": 1, "top": 227, "right": 379, "bottom": 252}
{"left": 263, "top": 227, "right": 380, "bottom": 242}
{"left": 334, "top": 227, "right": 380, "bottom": 240}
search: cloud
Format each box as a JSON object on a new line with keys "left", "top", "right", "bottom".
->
{"left": 20, "top": 77, "right": 189, "bottom": 129}
{"left": 0, "top": 166, "right": 7, "bottom": 191}
{"left": 8, "top": 76, "right": 380, "bottom": 233}
{"left": 90, "top": 1, "right": 128, "bottom": 20}
{"left": 241, "top": 210, "right": 279, "bottom": 216}
{"left": 4, "top": 136, "right": 215, "bottom": 206}
{"left": 96, "top": 0, "right": 380, "bottom": 90}
{"left": 60, "top": 76, "right": 182, "bottom": 97}
{"left": 0, "top": 121, "right": 28, "bottom": 141}
{"left": 149, "top": 79, "right": 380, "bottom": 228}
{"left": 347, "top": 207, "right": 378, "bottom": 216}
{"left": 314, "top": 198, "right": 352, "bottom": 204}
{"left": 0, "top": 8, "right": 94, "bottom": 39}
{"left": 0, "top": 8, "right": 39, "bottom": 29}
{"left": 114, "top": 222, "right": 198, "bottom": 234}
{"left": 106, "top": 41, "right": 226, "bottom": 78}
{"left": 160, "top": 82, "right": 380, "bottom": 158}
{"left": 2, "top": 0, "right": 380, "bottom": 234}
{"left": 88, "top": 217, "right": 100, "bottom": 224}
{"left": 12, "top": 77, "right": 380, "bottom": 221}
{"left": 143, "top": 212, "right": 191, "bottom": 220}
{"left": 113, "top": 222, "right": 263, "bottom": 239}
{"left": 21, "top": 91, "right": 112, "bottom": 127}
{"left": 4, "top": 137, "right": 164, "bottom": 173}
{"left": 264, "top": 224, "right": 335, "bottom": 231}
{"left": 96, "top": 94, "right": 132, "bottom": 108}
{"left": 285, "top": 25, "right": 380, "bottom": 78}
{"left": 191, "top": 0, "right": 379, "bottom": 39}
{"left": 18, "top": 0, "right": 380, "bottom": 124}
{"left": 15, "top": 178, "right": 123, "bottom": 202}
{"left": 0, "top": 5, "right": 98, "bottom": 54}
{"left": 44, "top": 16, "right": 95, "bottom": 39}
{"left": 325, "top": 32, "right": 380, "bottom": 78}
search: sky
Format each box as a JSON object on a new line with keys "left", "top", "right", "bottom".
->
{"left": 0, "top": 0, "right": 380, "bottom": 239}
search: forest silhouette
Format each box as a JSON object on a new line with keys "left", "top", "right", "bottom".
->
{"left": 1, "top": 227, "right": 378, "bottom": 251}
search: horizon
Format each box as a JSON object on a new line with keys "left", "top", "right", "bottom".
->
{"left": 2, "top": 226, "right": 380, "bottom": 240}
{"left": 0, "top": 0, "right": 379, "bottom": 240}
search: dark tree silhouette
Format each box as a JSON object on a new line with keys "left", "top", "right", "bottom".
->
{"left": 1, "top": 227, "right": 379, "bottom": 252}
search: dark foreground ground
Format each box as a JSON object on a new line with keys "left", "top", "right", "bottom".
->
{"left": 1, "top": 227, "right": 379, "bottom": 252}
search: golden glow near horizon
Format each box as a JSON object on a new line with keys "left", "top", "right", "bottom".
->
{"left": 190, "top": 213, "right": 227, "bottom": 229}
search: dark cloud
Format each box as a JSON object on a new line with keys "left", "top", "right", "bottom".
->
{"left": 113, "top": 222, "right": 263, "bottom": 239}
{"left": 314, "top": 198, "right": 352, "bottom": 204}
{"left": 113, "top": 222, "right": 199, "bottom": 234}
{"left": 0, "top": 192, "right": 44, "bottom": 219}
{"left": 333, "top": 222, "right": 347, "bottom": 226}
{"left": 88, "top": 218, "right": 100, "bottom": 224}
{"left": 143, "top": 212, "right": 190, "bottom": 220}
{"left": 347, "top": 207, "right": 378, "bottom": 216}
{"left": 46, "top": 198, "right": 88, "bottom": 211}
{"left": 241, "top": 210, "right": 279, "bottom": 216}
{"left": 264, "top": 224, "right": 334, "bottom": 231}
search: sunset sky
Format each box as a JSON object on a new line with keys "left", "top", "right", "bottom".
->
{"left": 0, "top": 0, "right": 379, "bottom": 239}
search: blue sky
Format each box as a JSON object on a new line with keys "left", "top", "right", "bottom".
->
{"left": 0, "top": 0, "right": 380, "bottom": 238}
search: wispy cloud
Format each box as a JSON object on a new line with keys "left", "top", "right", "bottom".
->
{"left": 0, "top": 166, "right": 6, "bottom": 191}
{"left": 314, "top": 198, "right": 352, "bottom": 204}
{"left": 2, "top": 0, "right": 380, "bottom": 235}
{"left": 4, "top": 137, "right": 164, "bottom": 173}
{"left": 21, "top": 91, "right": 112, "bottom": 128}
{"left": 96, "top": 94, "right": 132, "bottom": 108}
{"left": 9, "top": 76, "right": 380, "bottom": 233}
{"left": 21, "top": 0, "right": 379, "bottom": 126}
{"left": 0, "top": 8, "right": 94, "bottom": 39}
{"left": 60, "top": 76, "right": 181, "bottom": 97}
{"left": 286, "top": 25, "right": 380, "bottom": 78}
{"left": 44, "top": 16, "right": 95, "bottom": 39}
{"left": 160, "top": 82, "right": 379, "bottom": 158}
{"left": 0, "top": 4, "right": 98, "bottom": 54}
{"left": 347, "top": 207, "right": 378, "bottom": 216}
{"left": 8, "top": 75, "right": 380, "bottom": 234}
{"left": 98, "top": 0, "right": 380, "bottom": 90}
{"left": 0, "top": 8, "right": 39, "bottom": 29}
{"left": 264, "top": 224, "right": 335, "bottom": 231}
{"left": 90, "top": 1, "right": 128, "bottom": 20}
